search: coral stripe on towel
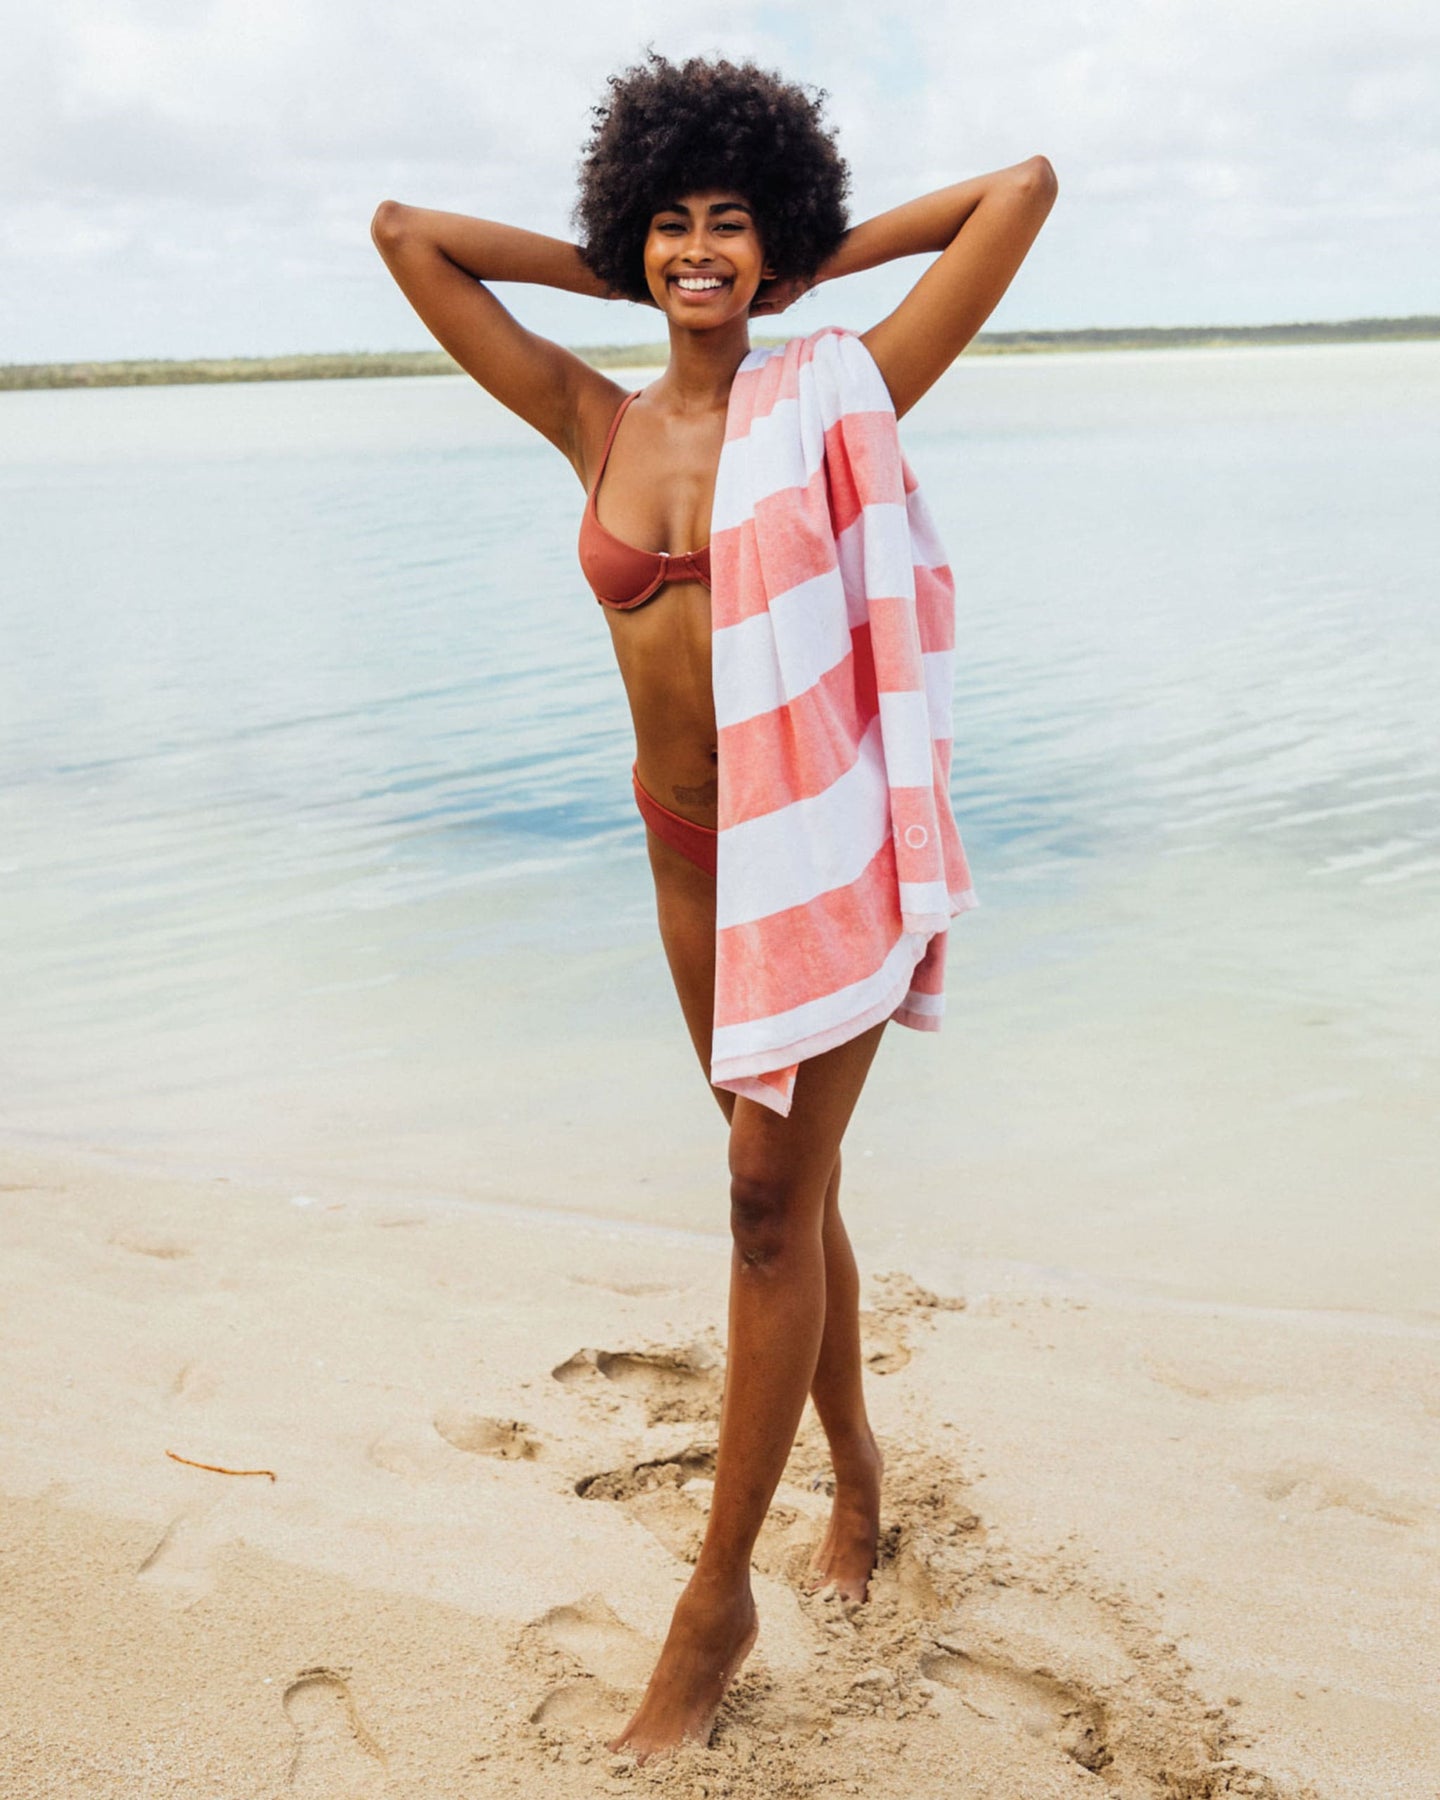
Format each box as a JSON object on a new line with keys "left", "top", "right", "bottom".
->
{"left": 710, "top": 327, "right": 979, "bottom": 1115}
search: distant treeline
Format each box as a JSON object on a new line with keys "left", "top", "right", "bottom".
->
{"left": 3, "top": 317, "right": 1436, "bottom": 391}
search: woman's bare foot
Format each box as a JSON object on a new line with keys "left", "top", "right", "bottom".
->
{"left": 805, "top": 1432, "right": 884, "bottom": 1602}
{"left": 606, "top": 1569, "right": 760, "bottom": 1765}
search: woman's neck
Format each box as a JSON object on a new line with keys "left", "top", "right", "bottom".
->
{"left": 653, "top": 317, "right": 754, "bottom": 413}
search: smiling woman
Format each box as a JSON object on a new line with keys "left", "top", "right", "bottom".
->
{"left": 370, "top": 46, "right": 1055, "bottom": 1770}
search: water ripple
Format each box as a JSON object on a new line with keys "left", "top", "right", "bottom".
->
{"left": 1, "top": 343, "right": 1437, "bottom": 1128}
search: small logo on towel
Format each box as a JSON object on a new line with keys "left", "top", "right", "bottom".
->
{"left": 903, "top": 824, "right": 929, "bottom": 849}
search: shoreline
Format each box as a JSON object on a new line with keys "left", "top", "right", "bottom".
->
{"left": 5, "top": 1122, "right": 1437, "bottom": 1336}
{"left": 3, "top": 316, "right": 1437, "bottom": 391}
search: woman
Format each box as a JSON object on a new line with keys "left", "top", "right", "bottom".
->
{"left": 372, "top": 51, "right": 1056, "bottom": 1765}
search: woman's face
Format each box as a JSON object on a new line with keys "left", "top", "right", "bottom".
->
{"left": 642, "top": 190, "right": 775, "bottom": 322}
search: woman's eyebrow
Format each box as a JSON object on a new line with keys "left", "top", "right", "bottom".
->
{"left": 654, "top": 200, "right": 754, "bottom": 217}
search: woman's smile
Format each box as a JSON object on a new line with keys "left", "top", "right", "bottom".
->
{"left": 670, "top": 272, "right": 731, "bottom": 302}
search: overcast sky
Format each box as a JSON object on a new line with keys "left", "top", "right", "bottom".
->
{"left": 3, "top": 0, "right": 1436, "bottom": 362}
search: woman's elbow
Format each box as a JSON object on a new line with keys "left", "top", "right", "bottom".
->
{"left": 1022, "top": 155, "right": 1059, "bottom": 196}
{"left": 370, "top": 200, "right": 411, "bottom": 249}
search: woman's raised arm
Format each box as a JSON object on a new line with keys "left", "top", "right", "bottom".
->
{"left": 370, "top": 203, "right": 627, "bottom": 471}
{"left": 818, "top": 157, "right": 1058, "bottom": 419}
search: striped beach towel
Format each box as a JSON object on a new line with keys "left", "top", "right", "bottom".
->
{"left": 709, "top": 326, "right": 979, "bottom": 1116}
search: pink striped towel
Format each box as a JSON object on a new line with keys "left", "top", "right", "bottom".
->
{"left": 708, "top": 326, "right": 979, "bottom": 1116}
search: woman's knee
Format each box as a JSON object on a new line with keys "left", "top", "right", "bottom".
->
{"left": 728, "top": 1166, "right": 819, "bottom": 1266}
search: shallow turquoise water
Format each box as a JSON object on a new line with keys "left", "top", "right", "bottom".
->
{"left": 2, "top": 343, "right": 1436, "bottom": 1313}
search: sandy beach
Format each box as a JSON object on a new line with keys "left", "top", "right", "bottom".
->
{"left": 2, "top": 1135, "right": 1435, "bottom": 1799}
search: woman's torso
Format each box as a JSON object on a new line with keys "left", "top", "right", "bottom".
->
{"left": 577, "top": 385, "right": 726, "bottom": 827}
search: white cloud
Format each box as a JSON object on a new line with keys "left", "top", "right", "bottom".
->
{"left": 1, "top": 0, "right": 1435, "bottom": 360}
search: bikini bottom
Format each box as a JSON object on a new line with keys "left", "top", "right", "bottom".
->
{"left": 632, "top": 762, "right": 717, "bottom": 879}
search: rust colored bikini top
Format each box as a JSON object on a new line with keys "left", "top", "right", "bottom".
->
{"left": 578, "top": 390, "right": 712, "bottom": 610}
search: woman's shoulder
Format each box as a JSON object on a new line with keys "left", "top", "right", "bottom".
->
{"left": 752, "top": 323, "right": 857, "bottom": 362}
{"left": 758, "top": 326, "right": 891, "bottom": 396}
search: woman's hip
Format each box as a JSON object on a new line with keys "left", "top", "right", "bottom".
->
{"left": 632, "top": 762, "right": 717, "bottom": 879}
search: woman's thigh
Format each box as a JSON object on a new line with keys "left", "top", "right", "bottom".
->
{"left": 646, "top": 832, "right": 734, "bottom": 1123}
{"left": 728, "top": 1021, "right": 886, "bottom": 1208}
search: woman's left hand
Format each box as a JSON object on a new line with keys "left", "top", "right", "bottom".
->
{"left": 749, "top": 275, "right": 812, "bottom": 318}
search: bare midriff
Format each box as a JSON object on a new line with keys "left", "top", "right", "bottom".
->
{"left": 604, "top": 577, "right": 719, "bottom": 826}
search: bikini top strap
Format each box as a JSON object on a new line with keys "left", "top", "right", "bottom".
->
{"left": 587, "top": 390, "right": 642, "bottom": 498}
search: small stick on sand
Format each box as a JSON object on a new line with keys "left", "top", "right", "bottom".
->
{"left": 165, "top": 1449, "right": 277, "bottom": 1481}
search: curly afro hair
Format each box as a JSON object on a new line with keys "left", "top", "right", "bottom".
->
{"left": 573, "top": 51, "right": 851, "bottom": 305}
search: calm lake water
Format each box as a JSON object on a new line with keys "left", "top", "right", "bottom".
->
{"left": 2, "top": 342, "right": 1436, "bottom": 1315}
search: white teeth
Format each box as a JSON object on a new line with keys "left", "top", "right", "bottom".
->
{"left": 675, "top": 277, "right": 724, "bottom": 290}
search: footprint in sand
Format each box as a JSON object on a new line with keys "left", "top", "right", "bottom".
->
{"left": 1249, "top": 1460, "right": 1424, "bottom": 1527}
{"left": 366, "top": 1422, "right": 464, "bottom": 1483}
{"left": 907, "top": 1556, "right": 1292, "bottom": 1796}
{"left": 366, "top": 1411, "right": 544, "bottom": 1481}
{"left": 920, "top": 1642, "right": 1112, "bottom": 1772}
{"left": 431, "top": 1408, "right": 544, "bottom": 1461}
{"left": 575, "top": 1443, "right": 718, "bottom": 1501}
{"left": 135, "top": 1502, "right": 224, "bottom": 1608}
{"left": 532, "top": 1594, "right": 657, "bottom": 1687}
{"left": 518, "top": 1594, "right": 655, "bottom": 1734}
{"left": 282, "top": 1666, "right": 387, "bottom": 1795}
{"left": 171, "top": 1360, "right": 220, "bottom": 1402}
{"left": 527, "top": 1677, "right": 629, "bottom": 1733}
{"left": 577, "top": 1438, "right": 847, "bottom": 1593}
{"left": 551, "top": 1338, "right": 723, "bottom": 1425}
{"left": 576, "top": 1443, "right": 719, "bottom": 1565}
